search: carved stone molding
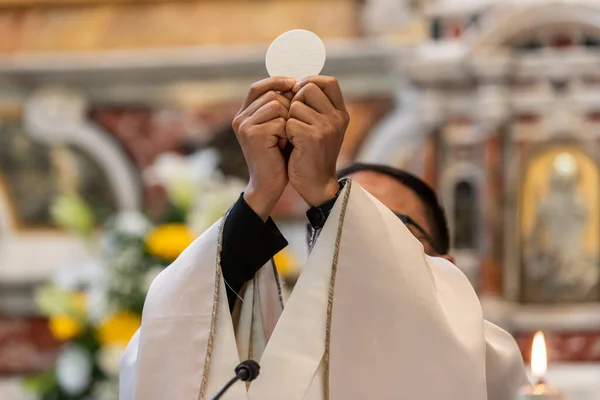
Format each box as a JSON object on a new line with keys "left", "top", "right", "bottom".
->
{"left": 24, "top": 88, "right": 87, "bottom": 139}
{"left": 471, "top": 1, "right": 600, "bottom": 54}
{"left": 0, "top": 40, "right": 396, "bottom": 105}
{"left": 469, "top": 52, "right": 513, "bottom": 81}
{"left": 361, "top": 0, "right": 413, "bottom": 36}
{"left": 475, "top": 84, "right": 509, "bottom": 131}
{"left": 418, "top": 88, "right": 445, "bottom": 129}
{"left": 443, "top": 122, "right": 482, "bottom": 145}
{"left": 482, "top": 296, "right": 600, "bottom": 333}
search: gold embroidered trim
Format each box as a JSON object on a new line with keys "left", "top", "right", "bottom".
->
{"left": 270, "top": 258, "right": 285, "bottom": 309}
{"left": 249, "top": 276, "right": 257, "bottom": 362}
{"left": 197, "top": 183, "right": 351, "bottom": 400}
{"left": 198, "top": 215, "right": 227, "bottom": 400}
{"left": 323, "top": 180, "right": 352, "bottom": 400}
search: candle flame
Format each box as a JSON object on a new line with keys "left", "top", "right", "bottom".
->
{"left": 531, "top": 331, "right": 547, "bottom": 379}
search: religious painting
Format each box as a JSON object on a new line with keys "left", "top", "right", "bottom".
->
{"left": 520, "top": 145, "right": 600, "bottom": 303}
{"left": 0, "top": 116, "right": 117, "bottom": 228}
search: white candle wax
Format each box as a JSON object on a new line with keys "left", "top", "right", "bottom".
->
{"left": 517, "top": 383, "right": 563, "bottom": 400}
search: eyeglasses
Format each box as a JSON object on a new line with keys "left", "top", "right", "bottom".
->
{"left": 393, "top": 212, "right": 443, "bottom": 256}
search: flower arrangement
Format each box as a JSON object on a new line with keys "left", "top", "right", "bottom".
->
{"left": 24, "top": 149, "right": 297, "bottom": 399}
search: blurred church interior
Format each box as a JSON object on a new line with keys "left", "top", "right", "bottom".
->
{"left": 1, "top": 0, "right": 600, "bottom": 398}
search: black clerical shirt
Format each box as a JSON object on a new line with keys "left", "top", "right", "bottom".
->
{"left": 221, "top": 186, "right": 342, "bottom": 310}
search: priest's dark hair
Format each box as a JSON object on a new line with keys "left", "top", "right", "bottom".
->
{"left": 337, "top": 163, "right": 450, "bottom": 255}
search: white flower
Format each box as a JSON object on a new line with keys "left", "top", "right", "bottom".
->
{"left": 189, "top": 177, "right": 246, "bottom": 234}
{"left": 87, "top": 284, "right": 109, "bottom": 322}
{"left": 111, "top": 247, "right": 144, "bottom": 273}
{"left": 98, "top": 345, "right": 126, "bottom": 377}
{"left": 110, "top": 211, "right": 151, "bottom": 237}
{"left": 53, "top": 265, "right": 87, "bottom": 290}
{"left": 142, "top": 267, "right": 164, "bottom": 291}
{"left": 53, "top": 260, "right": 100, "bottom": 290}
{"left": 143, "top": 150, "right": 222, "bottom": 211}
{"left": 187, "top": 149, "right": 221, "bottom": 182}
{"left": 56, "top": 345, "right": 92, "bottom": 395}
{"left": 92, "top": 379, "right": 119, "bottom": 400}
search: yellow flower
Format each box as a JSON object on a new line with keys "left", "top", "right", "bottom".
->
{"left": 97, "top": 312, "right": 141, "bottom": 346}
{"left": 49, "top": 315, "right": 83, "bottom": 341}
{"left": 145, "top": 223, "right": 194, "bottom": 261}
{"left": 46, "top": 291, "right": 87, "bottom": 341}
{"left": 273, "top": 250, "right": 297, "bottom": 276}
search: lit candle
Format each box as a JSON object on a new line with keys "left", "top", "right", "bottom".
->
{"left": 517, "top": 331, "right": 563, "bottom": 400}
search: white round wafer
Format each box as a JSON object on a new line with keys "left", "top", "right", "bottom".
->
{"left": 265, "top": 29, "right": 326, "bottom": 80}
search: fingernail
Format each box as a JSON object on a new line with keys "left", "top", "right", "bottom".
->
{"left": 286, "top": 78, "right": 296, "bottom": 86}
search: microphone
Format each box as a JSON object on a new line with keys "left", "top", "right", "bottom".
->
{"left": 211, "top": 360, "right": 260, "bottom": 400}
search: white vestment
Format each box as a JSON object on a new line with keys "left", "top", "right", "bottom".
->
{"left": 120, "top": 182, "right": 528, "bottom": 400}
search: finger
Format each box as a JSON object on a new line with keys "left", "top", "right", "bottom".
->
{"left": 251, "top": 99, "right": 289, "bottom": 125}
{"left": 244, "top": 90, "right": 290, "bottom": 118}
{"left": 292, "top": 83, "right": 334, "bottom": 115}
{"left": 285, "top": 118, "right": 312, "bottom": 147}
{"left": 281, "top": 91, "right": 295, "bottom": 101}
{"left": 293, "top": 76, "right": 346, "bottom": 111}
{"left": 240, "top": 77, "right": 296, "bottom": 111}
{"left": 288, "top": 100, "right": 321, "bottom": 125}
{"left": 251, "top": 118, "right": 287, "bottom": 147}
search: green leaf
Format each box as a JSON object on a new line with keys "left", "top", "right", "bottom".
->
{"left": 22, "top": 370, "right": 57, "bottom": 393}
{"left": 50, "top": 195, "right": 96, "bottom": 238}
{"left": 35, "top": 285, "right": 86, "bottom": 320}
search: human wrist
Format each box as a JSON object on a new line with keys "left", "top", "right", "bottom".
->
{"left": 243, "top": 184, "right": 280, "bottom": 222}
{"left": 301, "top": 178, "right": 340, "bottom": 207}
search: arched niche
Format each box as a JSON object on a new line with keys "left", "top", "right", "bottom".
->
{"left": 0, "top": 116, "right": 118, "bottom": 227}
{"left": 440, "top": 163, "right": 485, "bottom": 287}
{"left": 24, "top": 88, "right": 141, "bottom": 211}
{"left": 453, "top": 180, "right": 479, "bottom": 250}
{"left": 518, "top": 145, "right": 600, "bottom": 304}
{"left": 0, "top": 87, "right": 142, "bottom": 283}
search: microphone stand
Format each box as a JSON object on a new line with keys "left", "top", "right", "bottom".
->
{"left": 211, "top": 360, "right": 260, "bottom": 400}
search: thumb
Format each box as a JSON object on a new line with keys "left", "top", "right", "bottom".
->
{"left": 277, "top": 137, "right": 288, "bottom": 150}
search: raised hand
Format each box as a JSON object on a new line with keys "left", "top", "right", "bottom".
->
{"left": 286, "top": 76, "right": 350, "bottom": 206}
{"left": 233, "top": 77, "right": 296, "bottom": 220}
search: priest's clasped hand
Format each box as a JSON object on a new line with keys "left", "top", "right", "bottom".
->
{"left": 233, "top": 77, "right": 295, "bottom": 221}
{"left": 233, "top": 76, "right": 349, "bottom": 219}
{"left": 287, "top": 77, "right": 349, "bottom": 206}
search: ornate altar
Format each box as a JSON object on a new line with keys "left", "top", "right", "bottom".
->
{"left": 361, "top": 2, "right": 600, "bottom": 393}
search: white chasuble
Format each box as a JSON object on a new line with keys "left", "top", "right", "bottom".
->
{"left": 120, "top": 181, "right": 528, "bottom": 400}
